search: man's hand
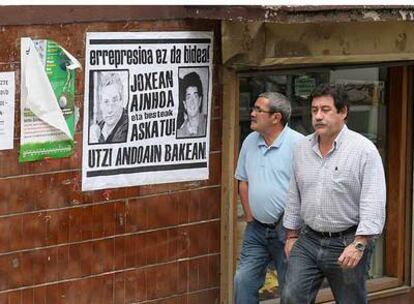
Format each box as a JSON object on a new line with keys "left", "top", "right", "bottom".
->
{"left": 337, "top": 236, "right": 368, "bottom": 269}
{"left": 285, "top": 229, "right": 300, "bottom": 258}
{"left": 284, "top": 237, "right": 298, "bottom": 258}
{"left": 337, "top": 244, "right": 364, "bottom": 269}
{"left": 238, "top": 181, "right": 253, "bottom": 223}
{"left": 244, "top": 214, "right": 254, "bottom": 223}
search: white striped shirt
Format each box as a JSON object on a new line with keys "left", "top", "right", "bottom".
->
{"left": 283, "top": 125, "right": 386, "bottom": 235}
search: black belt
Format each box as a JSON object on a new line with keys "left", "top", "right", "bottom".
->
{"left": 254, "top": 219, "right": 276, "bottom": 229}
{"left": 254, "top": 215, "right": 283, "bottom": 229}
{"left": 307, "top": 225, "right": 357, "bottom": 238}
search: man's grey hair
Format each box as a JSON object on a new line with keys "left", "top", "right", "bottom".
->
{"left": 258, "top": 92, "right": 292, "bottom": 125}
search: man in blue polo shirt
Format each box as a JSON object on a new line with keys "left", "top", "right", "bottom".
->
{"left": 234, "top": 92, "right": 304, "bottom": 304}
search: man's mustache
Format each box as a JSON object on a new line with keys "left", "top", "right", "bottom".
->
{"left": 314, "top": 122, "right": 326, "bottom": 127}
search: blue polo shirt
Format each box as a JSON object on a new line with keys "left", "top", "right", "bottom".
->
{"left": 235, "top": 126, "right": 304, "bottom": 224}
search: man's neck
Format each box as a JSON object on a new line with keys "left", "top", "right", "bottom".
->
{"left": 188, "top": 113, "right": 200, "bottom": 126}
{"left": 318, "top": 125, "right": 344, "bottom": 156}
{"left": 318, "top": 136, "right": 335, "bottom": 157}
{"left": 102, "top": 123, "right": 116, "bottom": 140}
{"left": 261, "top": 125, "right": 284, "bottom": 146}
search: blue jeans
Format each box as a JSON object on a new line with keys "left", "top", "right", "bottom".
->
{"left": 282, "top": 226, "right": 373, "bottom": 304}
{"left": 234, "top": 219, "right": 287, "bottom": 304}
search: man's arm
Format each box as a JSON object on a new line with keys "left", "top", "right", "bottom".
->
{"left": 239, "top": 180, "right": 253, "bottom": 223}
{"left": 283, "top": 167, "right": 302, "bottom": 257}
{"left": 284, "top": 229, "right": 300, "bottom": 258}
{"left": 338, "top": 146, "right": 386, "bottom": 269}
{"left": 234, "top": 135, "right": 253, "bottom": 223}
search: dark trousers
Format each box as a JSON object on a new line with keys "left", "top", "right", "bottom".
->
{"left": 282, "top": 226, "right": 373, "bottom": 304}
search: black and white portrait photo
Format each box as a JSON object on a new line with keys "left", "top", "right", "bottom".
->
{"left": 89, "top": 70, "right": 129, "bottom": 144}
{"left": 176, "top": 67, "right": 209, "bottom": 139}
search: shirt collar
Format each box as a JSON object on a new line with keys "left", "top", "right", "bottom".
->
{"left": 257, "top": 124, "right": 290, "bottom": 149}
{"left": 310, "top": 124, "right": 348, "bottom": 152}
{"left": 334, "top": 124, "right": 348, "bottom": 148}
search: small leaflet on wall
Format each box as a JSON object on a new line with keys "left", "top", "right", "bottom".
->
{"left": 19, "top": 37, "right": 81, "bottom": 162}
{"left": 82, "top": 31, "right": 213, "bottom": 191}
{"left": 0, "top": 72, "right": 15, "bottom": 150}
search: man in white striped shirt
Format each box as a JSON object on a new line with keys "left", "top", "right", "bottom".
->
{"left": 282, "top": 83, "right": 386, "bottom": 304}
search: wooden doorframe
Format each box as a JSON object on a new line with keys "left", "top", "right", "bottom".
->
{"left": 220, "top": 67, "right": 240, "bottom": 304}
{"left": 386, "top": 66, "right": 413, "bottom": 283}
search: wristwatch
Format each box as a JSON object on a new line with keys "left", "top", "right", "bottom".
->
{"left": 352, "top": 241, "right": 366, "bottom": 252}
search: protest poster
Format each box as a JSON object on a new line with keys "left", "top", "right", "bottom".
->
{"left": 0, "top": 72, "right": 15, "bottom": 150}
{"left": 82, "top": 31, "right": 213, "bottom": 191}
{"left": 19, "top": 38, "right": 81, "bottom": 162}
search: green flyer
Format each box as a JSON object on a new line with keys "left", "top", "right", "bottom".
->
{"left": 19, "top": 38, "right": 81, "bottom": 162}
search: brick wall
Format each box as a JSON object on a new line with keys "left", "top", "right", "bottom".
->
{"left": 0, "top": 18, "right": 222, "bottom": 304}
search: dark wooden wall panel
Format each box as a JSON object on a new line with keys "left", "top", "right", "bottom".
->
{"left": 0, "top": 17, "right": 222, "bottom": 304}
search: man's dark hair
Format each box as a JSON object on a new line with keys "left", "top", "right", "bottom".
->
{"left": 182, "top": 71, "right": 203, "bottom": 97}
{"left": 310, "top": 83, "right": 350, "bottom": 118}
{"left": 177, "top": 71, "right": 204, "bottom": 128}
{"left": 180, "top": 71, "right": 203, "bottom": 112}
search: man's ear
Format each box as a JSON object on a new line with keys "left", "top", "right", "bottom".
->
{"left": 273, "top": 112, "right": 282, "bottom": 124}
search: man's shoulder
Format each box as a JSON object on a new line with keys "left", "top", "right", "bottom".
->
{"left": 242, "top": 131, "right": 260, "bottom": 145}
{"left": 199, "top": 114, "right": 208, "bottom": 134}
{"left": 117, "top": 111, "right": 129, "bottom": 132}
{"left": 290, "top": 133, "right": 313, "bottom": 156}
{"left": 121, "top": 111, "right": 129, "bottom": 126}
{"left": 294, "top": 132, "right": 312, "bottom": 147}
{"left": 238, "top": 132, "right": 261, "bottom": 155}
{"left": 346, "top": 128, "right": 377, "bottom": 151}
{"left": 285, "top": 127, "right": 305, "bottom": 142}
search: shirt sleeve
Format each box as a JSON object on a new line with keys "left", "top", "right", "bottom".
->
{"left": 283, "top": 156, "right": 303, "bottom": 230}
{"left": 234, "top": 140, "right": 248, "bottom": 182}
{"left": 356, "top": 146, "right": 386, "bottom": 236}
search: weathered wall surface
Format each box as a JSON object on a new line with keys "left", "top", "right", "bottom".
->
{"left": 222, "top": 20, "right": 414, "bottom": 68}
{"left": 0, "top": 19, "right": 222, "bottom": 304}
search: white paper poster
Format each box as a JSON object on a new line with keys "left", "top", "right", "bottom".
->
{"left": 82, "top": 31, "right": 213, "bottom": 191}
{"left": 0, "top": 72, "right": 15, "bottom": 150}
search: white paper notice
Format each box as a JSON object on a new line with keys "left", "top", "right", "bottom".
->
{"left": 82, "top": 31, "right": 213, "bottom": 191}
{"left": 0, "top": 72, "right": 15, "bottom": 150}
